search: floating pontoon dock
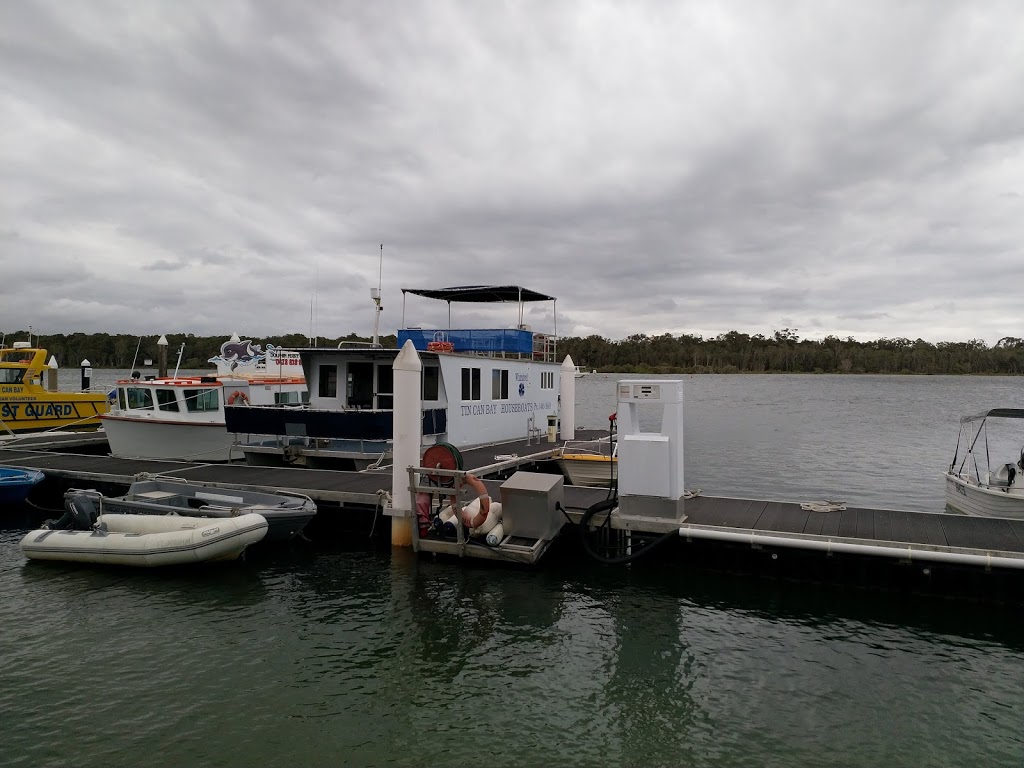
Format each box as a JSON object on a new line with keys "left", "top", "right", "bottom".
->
{"left": 0, "top": 431, "right": 609, "bottom": 506}
{"left": 4, "top": 389, "right": 1024, "bottom": 601}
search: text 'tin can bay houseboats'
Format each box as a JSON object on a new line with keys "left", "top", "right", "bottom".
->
{"left": 101, "top": 336, "right": 306, "bottom": 462}
{"left": 224, "top": 286, "right": 564, "bottom": 470}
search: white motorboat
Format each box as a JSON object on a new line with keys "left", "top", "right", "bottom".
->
{"left": 944, "top": 408, "right": 1024, "bottom": 519}
{"left": 554, "top": 438, "right": 617, "bottom": 487}
{"left": 57, "top": 476, "right": 317, "bottom": 543}
{"left": 101, "top": 336, "right": 306, "bottom": 462}
{"left": 20, "top": 513, "right": 268, "bottom": 566}
{"left": 226, "top": 286, "right": 566, "bottom": 471}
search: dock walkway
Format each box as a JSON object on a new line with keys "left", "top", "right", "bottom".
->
{"left": 4, "top": 430, "right": 1024, "bottom": 584}
{"left": 0, "top": 430, "right": 609, "bottom": 506}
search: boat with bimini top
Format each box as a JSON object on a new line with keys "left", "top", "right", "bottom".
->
{"left": 945, "top": 408, "right": 1024, "bottom": 520}
{"left": 225, "top": 285, "right": 565, "bottom": 470}
{"left": 0, "top": 338, "right": 109, "bottom": 435}
{"left": 100, "top": 335, "right": 307, "bottom": 462}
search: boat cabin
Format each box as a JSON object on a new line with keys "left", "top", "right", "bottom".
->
{"left": 112, "top": 376, "right": 304, "bottom": 417}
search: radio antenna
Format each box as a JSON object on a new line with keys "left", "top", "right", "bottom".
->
{"left": 371, "top": 244, "right": 383, "bottom": 346}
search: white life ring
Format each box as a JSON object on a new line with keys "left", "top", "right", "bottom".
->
{"left": 460, "top": 474, "right": 491, "bottom": 528}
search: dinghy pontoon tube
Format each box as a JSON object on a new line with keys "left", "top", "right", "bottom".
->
{"left": 20, "top": 512, "right": 268, "bottom": 566}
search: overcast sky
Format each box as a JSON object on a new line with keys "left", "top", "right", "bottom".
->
{"left": 2, "top": 0, "right": 1022, "bottom": 346}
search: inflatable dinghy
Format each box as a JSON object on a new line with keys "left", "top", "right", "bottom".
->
{"left": 20, "top": 512, "right": 268, "bottom": 566}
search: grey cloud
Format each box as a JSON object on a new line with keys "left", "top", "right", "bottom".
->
{"left": 1, "top": 0, "right": 1023, "bottom": 345}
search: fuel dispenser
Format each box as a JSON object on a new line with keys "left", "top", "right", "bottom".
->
{"left": 616, "top": 379, "right": 686, "bottom": 522}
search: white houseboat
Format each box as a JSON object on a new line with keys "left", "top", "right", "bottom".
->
{"left": 101, "top": 337, "right": 306, "bottom": 462}
{"left": 225, "top": 286, "right": 565, "bottom": 470}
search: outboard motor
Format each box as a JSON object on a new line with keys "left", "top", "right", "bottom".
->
{"left": 45, "top": 492, "right": 100, "bottom": 530}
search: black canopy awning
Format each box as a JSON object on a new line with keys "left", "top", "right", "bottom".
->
{"left": 400, "top": 285, "right": 556, "bottom": 303}
{"left": 961, "top": 408, "right": 1024, "bottom": 423}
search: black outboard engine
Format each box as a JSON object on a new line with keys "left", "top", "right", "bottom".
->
{"left": 45, "top": 492, "right": 100, "bottom": 530}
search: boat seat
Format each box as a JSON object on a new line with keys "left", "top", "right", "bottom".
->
{"left": 135, "top": 490, "right": 189, "bottom": 508}
{"left": 990, "top": 464, "right": 1017, "bottom": 489}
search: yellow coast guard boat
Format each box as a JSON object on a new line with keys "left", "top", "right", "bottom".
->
{"left": 0, "top": 343, "right": 109, "bottom": 434}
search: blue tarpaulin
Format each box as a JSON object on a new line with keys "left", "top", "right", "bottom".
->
{"left": 397, "top": 329, "right": 533, "bottom": 355}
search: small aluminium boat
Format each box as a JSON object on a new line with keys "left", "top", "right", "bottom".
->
{"left": 20, "top": 513, "right": 268, "bottom": 566}
{"left": 54, "top": 476, "right": 317, "bottom": 543}
{"left": 945, "top": 408, "right": 1024, "bottom": 519}
{"left": 554, "top": 439, "right": 617, "bottom": 487}
{"left": 0, "top": 467, "right": 45, "bottom": 506}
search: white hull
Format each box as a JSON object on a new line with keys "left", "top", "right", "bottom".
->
{"left": 557, "top": 456, "right": 617, "bottom": 487}
{"left": 20, "top": 513, "right": 268, "bottom": 566}
{"left": 102, "top": 414, "right": 237, "bottom": 462}
{"left": 944, "top": 474, "right": 1024, "bottom": 520}
{"left": 103, "top": 341, "right": 305, "bottom": 464}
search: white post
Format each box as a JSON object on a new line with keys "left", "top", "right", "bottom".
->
{"left": 157, "top": 335, "right": 168, "bottom": 378}
{"left": 389, "top": 339, "right": 422, "bottom": 546}
{"left": 559, "top": 355, "right": 576, "bottom": 439}
{"left": 80, "top": 359, "right": 92, "bottom": 391}
{"left": 46, "top": 355, "right": 58, "bottom": 392}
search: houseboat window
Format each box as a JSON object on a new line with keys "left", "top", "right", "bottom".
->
{"left": 423, "top": 366, "right": 439, "bottom": 401}
{"left": 491, "top": 369, "right": 509, "bottom": 400}
{"left": 541, "top": 371, "right": 554, "bottom": 389}
{"left": 376, "top": 364, "right": 393, "bottom": 409}
{"left": 318, "top": 365, "right": 338, "bottom": 398}
{"left": 461, "top": 367, "right": 481, "bottom": 401}
{"left": 0, "top": 368, "right": 24, "bottom": 384}
{"left": 125, "top": 386, "right": 154, "bottom": 410}
{"left": 155, "top": 389, "right": 179, "bottom": 412}
{"left": 184, "top": 388, "right": 219, "bottom": 412}
{"left": 117, "top": 388, "right": 127, "bottom": 410}
{"left": 274, "top": 391, "right": 301, "bottom": 405}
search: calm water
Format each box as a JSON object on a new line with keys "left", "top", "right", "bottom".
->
{"left": 2, "top": 372, "right": 1022, "bottom": 766}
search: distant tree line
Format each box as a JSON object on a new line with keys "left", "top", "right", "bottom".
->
{"left": 0, "top": 330, "right": 394, "bottom": 370}
{"left": 2, "top": 328, "right": 1022, "bottom": 375}
{"left": 559, "top": 329, "right": 1024, "bottom": 375}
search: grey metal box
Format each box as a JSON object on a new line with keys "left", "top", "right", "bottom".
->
{"left": 499, "top": 471, "right": 565, "bottom": 541}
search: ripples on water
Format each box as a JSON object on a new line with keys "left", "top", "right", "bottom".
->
{"left": 3, "top": 373, "right": 1020, "bottom": 766}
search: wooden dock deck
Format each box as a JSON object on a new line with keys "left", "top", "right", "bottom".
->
{"left": 678, "top": 495, "right": 1024, "bottom": 567}
{"left": 0, "top": 430, "right": 609, "bottom": 506}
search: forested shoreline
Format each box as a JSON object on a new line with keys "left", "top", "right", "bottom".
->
{"left": 2, "top": 328, "right": 1022, "bottom": 375}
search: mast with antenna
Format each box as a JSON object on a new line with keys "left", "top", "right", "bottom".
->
{"left": 309, "top": 254, "right": 320, "bottom": 347}
{"left": 371, "top": 244, "right": 383, "bottom": 346}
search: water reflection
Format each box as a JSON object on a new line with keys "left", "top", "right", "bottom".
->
{"left": 599, "top": 582, "right": 700, "bottom": 764}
